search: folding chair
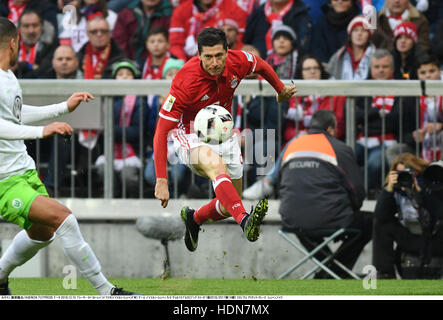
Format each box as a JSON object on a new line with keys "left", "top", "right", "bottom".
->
{"left": 278, "top": 227, "right": 363, "bottom": 280}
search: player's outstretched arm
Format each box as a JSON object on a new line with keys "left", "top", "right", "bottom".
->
{"left": 66, "top": 91, "right": 94, "bottom": 113}
{"left": 153, "top": 116, "right": 178, "bottom": 208}
{"left": 276, "top": 84, "right": 298, "bottom": 103}
{"left": 253, "top": 55, "right": 297, "bottom": 102}
{"left": 21, "top": 92, "right": 94, "bottom": 125}
{"left": 155, "top": 178, "right": 170, "bottom": 208}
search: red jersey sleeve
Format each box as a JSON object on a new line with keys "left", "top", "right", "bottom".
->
{"left": 254, "top": 55, "right": 285, "bottom": 94}
{"left": 235, "top": 50, "right": 285, "bottom": 94}
{"left": 153, "top": 115, "right": 178, "bottom": 179}
{"left": 155, "top": 80, "right": 189, "bottom": 179}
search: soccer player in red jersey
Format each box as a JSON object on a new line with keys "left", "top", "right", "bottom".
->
{"left": 153, "top": 27, "right": 297, "bottom": 252}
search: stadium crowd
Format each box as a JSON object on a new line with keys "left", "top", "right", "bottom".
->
{"left": 3, "top": 0, "right": 443, "bottom": 200}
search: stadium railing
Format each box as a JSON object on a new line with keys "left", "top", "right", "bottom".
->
{"left": 20, "top": 79, "right": 443, "bottom": 199}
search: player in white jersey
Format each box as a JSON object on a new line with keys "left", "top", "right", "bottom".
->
{"left": 0, "top": 17, "right": 140, "bottom": 296}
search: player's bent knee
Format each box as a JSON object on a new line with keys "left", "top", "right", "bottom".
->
{"left": 191, "top": 146, "right": 228, "bottom": 179}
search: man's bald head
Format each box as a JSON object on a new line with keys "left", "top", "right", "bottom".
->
{"left": 52, "top": 45, "right": 79, "bottom": 79}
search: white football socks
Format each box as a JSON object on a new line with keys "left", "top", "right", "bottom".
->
{"left": 55, "top": 214, "right": 114, "bottom": 295}
{"left": 0, "top": 230, "right": 54, "bottom": 283}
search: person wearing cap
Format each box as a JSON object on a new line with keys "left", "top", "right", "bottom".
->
{"left": 217, "top": 17, "right": 241, "bottom": 50}
{"left": 266, "top": 24, "right": 301, "bottom": 79}
{"left": 392, "top": 21, "right": 425, "bottom": 80}
{"left": 327, "top": 15, "right": 375, "bottom": 80}
{"left": 95, "top": 59, "right": 148, "bottom": 197}
{"left": 243, "top": 0, "right": 311, "bottom": 60}
{"left": 309, "top": 0, "right": 360, "bottom": 63}
{"left": 372, "top": 0, "right": 430, "bottom": 52}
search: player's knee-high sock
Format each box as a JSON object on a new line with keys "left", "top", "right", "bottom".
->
{"left": 55, "top": 214, "right": 114, "bottom": 295}
{"left": 194, "top": 198, "right": 229, "bottom": 225}
{"left": 0, "top": 230, "right": 54, "bottom": 283}
{"left": 212, "top": 174, "right": 247, "bottom": 225}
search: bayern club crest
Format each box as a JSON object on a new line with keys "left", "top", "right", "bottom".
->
{"left": 230, "top": 76, "right": 238, "bottom": 88}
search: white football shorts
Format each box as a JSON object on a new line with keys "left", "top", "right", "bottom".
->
{"left": 170, "top": 129, "right": 243, "bottom": 180}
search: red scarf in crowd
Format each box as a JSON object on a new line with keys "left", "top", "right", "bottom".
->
{"left": 372, "top": 95, "right": 395, "bottom": 142}
{"left": 79, "top": 43, "right": 111, "bottom": 149}
{"left": 142, "top": 53, "right": 170, "bottom": 80}
{"left": 346, "top": 46, "right": 363, "bottom": 72}
{"left": 82, "top": 43, "right": 111, "bottom": 79}
{"left": 264, "top": 0, "right": 293, "bottom": 55}
{"left": 115, "top": 95, "right": 137, "bottom": 160}
{"left": 18, "top": 38, "right": 37, "bottom": 64}
{"left": 8, "top": 0, "right": 25, "bottom": 25}
{"left": 188, "top": 0, "right": 223, "bottom": 39}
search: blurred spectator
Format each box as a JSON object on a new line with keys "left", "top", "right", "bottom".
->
{"left": 243, "top": 0, "right": 312, "bottom": 60}
{"left": 144, "top": 58, "right": 188, "bottom": 196}
{"left": 0, "top": 0, "right": 58, "bottom": 30}
{"left": 372, "top": 0, "right": 431, "bottom": 52}
{"left": 410, "top": 0, "right": 443, "bottom": 32}
{"left": 392, "top": 21, "right": 418, "bottom": 79}
{"left": 141, "top": 26, "right": 171, "bottom": 79}
{"left": 15, "top": 8, "right": 57, "bottom": 78}
{"left": 286, "top": 54, "right": 346, "bottom": 142}
{"left": 107, "top": 0, "right": 131, "bottom": 13}
{"left": 310, "top": 0, "right": 360, "bottom": 63}
{"left": 278, "top": 110, "right": 370, "bottom": 279}
{"left": 243, "top": 54, "right": 346, "bottom": 200}
{"left": 266, "top": 24, "right": 301, "bottom": 80}
{"left": 327, "top": 15, "right": 375, "bottom": 80}
{"left": 372, "top": 153, "right": 443, "bottom": 279}
{"left": 302, "top": 0, "right": 327, "bottom": 25}
{"left": 95, "top": 60, "right": 147, "bottom": 197}
{"left": 430, "top": 18, "right": 443, "bottom": 68}
{"left": 45, "top": 44, "right": 83, "bottom": 79}
{"left": 112, "top": 0, "right": 172, "bottom": 61}
{"left": 354, "top": 49, "right": 401, "bottom": 195}
{"left": 392, "top": 21, "right": 425, "bottom": 79}
{"left": 36, "top": 45, "right": 82, "bottom": 196}
{"left": 59, "top": 0, "right": 118, "bottom": 52}
{"left": 77, "top": 16, "right": 126, "bottom": 79}
{"left": 386, "top": 54, "right": 443, "bottom": 164}
{"left": 236, "top": 0, "right": 260, "bottom": 15}
{"left": 216, "top": 16, "right": 241, "bottom": 50}
{"left": 169, "top": 0, "right": 247, "bottom": 61}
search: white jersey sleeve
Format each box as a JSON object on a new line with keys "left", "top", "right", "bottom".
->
{"left": 0, "top": 118, "right": 43, "bottom": 140}
{"left": 21, "top": 102, "right": 69, "bottom": 125}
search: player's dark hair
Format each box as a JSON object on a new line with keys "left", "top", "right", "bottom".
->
{"left": 0, "top": 17, "right": 18, "bottom": 48}
{"left": 197, "top": 27, "right": 227, "bottom": 53}
{"left": 310, "top": 110, "right": 336, "bottom": 131}
{"left": 416, "top": 53, "right": 440, "bottom": 70}
{"left": 146, "top": 26, "right": 169, "bottom": 42}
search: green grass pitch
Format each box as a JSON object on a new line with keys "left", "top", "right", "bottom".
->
{"left": 6, "top": 278, "right": 443, "bottom": 296}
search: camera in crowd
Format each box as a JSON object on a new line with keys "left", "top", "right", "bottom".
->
{"left": 423, "top": 161, "right": 443, "bottom": 192}
{"left": 395, "top": 168, "right": 415, "bottom": 190}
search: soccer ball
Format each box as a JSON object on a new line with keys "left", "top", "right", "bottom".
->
{"left": 193, "top": 105, "right": 234, "bottom": 144}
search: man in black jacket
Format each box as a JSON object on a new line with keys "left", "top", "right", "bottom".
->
{"left": 279, "top": 110, "right": 372, "bottom": 278}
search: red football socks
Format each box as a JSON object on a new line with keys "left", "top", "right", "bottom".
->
{"left": 193, "top": 198, "right": 227, "bottom": 225}
{"left": 211, "top": 174, "right": 247, "bottom": 224}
